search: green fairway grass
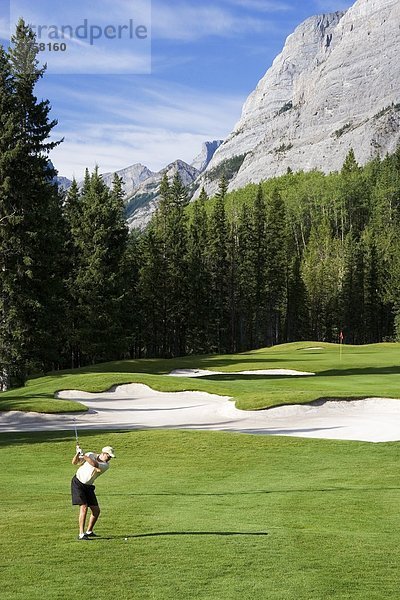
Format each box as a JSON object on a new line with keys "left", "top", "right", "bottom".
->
{"left": 1, "top": 429, "right": 399, "bottom": 599}
{"left": 1, "top": 342, "right": 400, "bottom": 413}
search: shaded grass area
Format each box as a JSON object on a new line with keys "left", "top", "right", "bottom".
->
{"left": 1, "top": 428, "right": 399, "bottom": 599}
{"left": 1, "top": 341, "right": 400, "bottom": 413}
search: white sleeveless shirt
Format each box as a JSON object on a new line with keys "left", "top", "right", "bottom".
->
{"left": 76, "top": 452, "right": 110, "bottom": 485}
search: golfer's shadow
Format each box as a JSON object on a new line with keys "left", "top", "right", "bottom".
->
{"left": 99, "top": 531, "right": 269, "bottom": 540}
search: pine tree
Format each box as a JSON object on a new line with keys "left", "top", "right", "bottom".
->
{"left": 0, "top": 21, "right": 65, "bottom": 387}
{"left": 237, "top": 202, "right": 257, "bottom": 349}
{"left": 72, "top": 168, "right": 129, "bottom": 363}
{"left": 341, "top": 233, "right": 364, "bottom": 344}
{"left": 138, "top": 221, "right": 166, "bottom": 357}
{"left": 207, "top": 193, "right": 229, "bottom": 352}
{"left": 123, "top": 230, "right": 142, "bottom": 358}
{"left": 252, "top": 184, "right": 269, "bottom": 347}
{"left": 340, "top": 148, "right": 369, "bottom": 238}
{"left": 302, "top": 220, "right": 344, "bottom": 341}
{"left": 369, "top": 152, "right": 400, "bottom": 340}
{"left": 187, "top": 187, "right": 211, "bottom": 353}
{"left": 139, "top": 172, "right": 189, "bottom": 357}
{"left": 216, "top": 175, "right": 228, "bottom": 200}
{"left": 285, "top": 255, "right": 309, "bottom": 341}
{"left": 265, "top": 188, "right": 288, "bottom": 345}
{"left": 227, "top": 208, "right": 240, "bottom": 352}
{"left": 63, "top": 180, "right": 82, "bottom": 368}
{"left": 361, "top": 229, "right": 380, "bottom": 343}
{"left": 0, "top": 45, "right": 19, "bottom": 389}
{"left": 165, "top": 172, "right": 189, "bottom": 356}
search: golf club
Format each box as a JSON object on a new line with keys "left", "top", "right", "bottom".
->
{"left": 73, "top": 418, "right": 82, "bottom": 455}
{"left": 73, "top": 418, "right": 79, "bottom": 445}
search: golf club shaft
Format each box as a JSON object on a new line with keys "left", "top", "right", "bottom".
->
{"left": 74, "top": 423, "right": 79, "bottom": 446}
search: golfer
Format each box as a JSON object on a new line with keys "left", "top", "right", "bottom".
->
{"left": 71, "top": 444, "right": 115, "bottom": 540}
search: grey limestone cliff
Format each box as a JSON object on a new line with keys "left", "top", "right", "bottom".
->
{"left": 196, "top": 0, "right": 400, "bottom": 196}
{"left": 101, "top": 163, "right": 154, "bottom": 198}
{"left": 191, "top": 140, "right": 223, "bottom": 172}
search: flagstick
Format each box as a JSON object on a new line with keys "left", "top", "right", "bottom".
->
{"left": 339, "top": 331, "right": 343, "bottom": 362}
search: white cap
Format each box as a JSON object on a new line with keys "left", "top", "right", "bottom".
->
{"left": 102, "top": 446, "right": 115, "bottom": 458}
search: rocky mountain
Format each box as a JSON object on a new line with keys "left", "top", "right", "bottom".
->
{"left": 191, "top": 140, "right": 223, "bottom": 172}
{"left": 196, "top": 0, "right": 400, "bottom": 197}
{"left": 126, "top": 160, "right": 200, "bottom": 230}
{"left": 55, "top": 175, "right": 72, "bottom": 191}
{"left": 120, "top": 141, "right": 222, "bottom": 230}
{"left": 101, "top": 163, "right": 154, "bottom": 198}
{"left": 54, "top": 140, "right": 221, "bottom": 229}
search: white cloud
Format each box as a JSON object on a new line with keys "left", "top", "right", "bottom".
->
{"left": 47, "top": 81, "right": 243, "bottom": 178}
{"left": 50, "top": 128, "right": 211, "bottom": 179}
{"left": 10, "top": 0, "right": 151, "bottom": 74}
{"left": 41, "top": 44, "right": 150, "bottom": 75}
{"left": 151, "top": 2, "right": 273, "bottom": 41}
{"left": 223, "top": 0, "right": 292, "bottom": 12}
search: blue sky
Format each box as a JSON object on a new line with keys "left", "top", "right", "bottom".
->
{"left": 1, "top": 0, "right": 353, "bottom": 179}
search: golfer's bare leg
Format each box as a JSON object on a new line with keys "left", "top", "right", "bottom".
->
{"left": 79, "top": 504, "right": 88, "bottom": 535}
{"left": 87, "top": 505, "right": 100, "bottom": 532}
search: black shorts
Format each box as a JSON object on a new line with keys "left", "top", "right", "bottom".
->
{"left": 71, "top": 475, "right": 98, "bottom": 506}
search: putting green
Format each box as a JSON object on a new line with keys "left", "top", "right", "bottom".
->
{"left": 1, "top": 341, "right": 400, "bottom": 413}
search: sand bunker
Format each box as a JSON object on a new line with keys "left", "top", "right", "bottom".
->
{"left": 1, "top": 383, "right": 400, "bottom": 443}
{"left": 303, "top": 347, "right": 324, "bottom": 350}
{"left": 168, "top": 368, "right": 314, "bottom": 377}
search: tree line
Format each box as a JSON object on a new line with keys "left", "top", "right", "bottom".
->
{"left": 136, "top": 148, "right": 400, "bottom": 358}
{"left": 1, "top": 22, "right": 400, "bottom": 389}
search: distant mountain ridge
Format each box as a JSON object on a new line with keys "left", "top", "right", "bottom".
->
{"left": 125, "top": 159, "right": 201, "bottom": 230}
{"left": 56, "top": 140, "right": 223, "bottom": 230}
{"left": 122, "top": 141, "right": 223, "bottom": 229}
{"left": 101, "top": 163, "right": 155, "bottom": 198}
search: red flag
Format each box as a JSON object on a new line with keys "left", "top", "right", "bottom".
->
{"left": 339, "top": 331, "right": 344, "bottom": 342}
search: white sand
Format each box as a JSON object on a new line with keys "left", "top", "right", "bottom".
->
{"left": 168, "top": 368, "right": 314, "bottom": 377}
{"left": 1, "top": 383, "right": 400, "bottom": 442}
{"left": 303, "top": 347, "right": 324, "bottom": 350}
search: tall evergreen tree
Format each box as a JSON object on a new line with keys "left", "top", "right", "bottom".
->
{"left": 237, "top": 202, "right": 257, "bottom": 350}
{"left": 71, "top": 168, "right": 129, "bottom": 363}
{"left": 340, "top": 148, "right": 369, "bottom": 238}
{"left": 252, "top": 184, "right": 269, "bottom": 346}
{"left": 302, "top": 220, "right": 343, "bottom": 341}
{"left": 0, "top": 45, "right": 19, "bottom": 389}
{"left": 63, "top": 180, "right": 83, "bottom": 367}
{"left": 361, "top": 229, "right": 380, "bottom": 343}
{"left": 165, "top": 173, "right": 189, "bottom": 356}
{"left": 216, "top": 175, "right": 228, "bottom": 200}
{"left": 341, "top": 233, "right": 365, "bottom": 344}
{"left": 187, "top": 187, "right": 211, "bottom": 353}
{"left": 207, "top": 193, "right": 229, "bottom": 352}
{"left": 265, "top": 188, "right": 288, "bottom": 345}
{"left": 227, "top": 208, "right": 240, "bottom": 352}
{"left": 285, "top": 255, "right": 309, "bottom": 342}
{"left": 139, "top": 172, "right": 189, "bottom": 356}
{"left": 122, "top": 230, "right": 142, "bottom": 358}
{"left": 0, "top": 21, "right": 64, "bottom": 387}
{"left": 138, "top": 221, "right": 166, "bottom": 357}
